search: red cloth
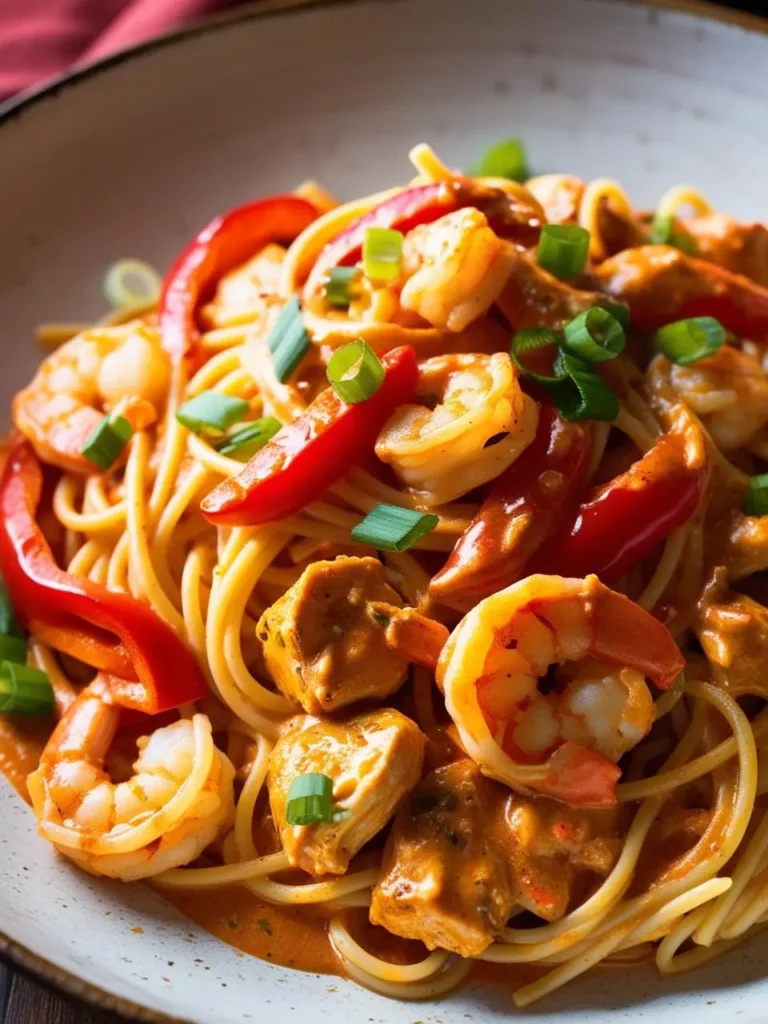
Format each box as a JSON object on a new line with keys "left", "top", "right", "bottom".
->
{"left": 0, "top": 0, "right": 241, "bottom": 102}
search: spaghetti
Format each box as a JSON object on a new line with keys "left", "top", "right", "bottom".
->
{"left": 2, "top": 140, "right": 768, "bottom": 1007}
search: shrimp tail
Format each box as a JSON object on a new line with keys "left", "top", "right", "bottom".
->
{"left": 587, "top": 576, "right": 685, "bottom": 690}
{"left": 368, "top": 602, "right": 450, "bottom": 672}
{"left": 535, "top": 742, "right": 620, "bottom": 807}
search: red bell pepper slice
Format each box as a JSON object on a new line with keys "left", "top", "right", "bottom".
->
{"left": 305, "top": 180, "right": 543, "bottom": 295}
{"left": 429, "top": 406, "right": 593, "bottom": 610}
{"left": 160, "top": 195, "right": 318, "bottom": 358}
{"left": 596, "top": 244, "right": 768, "bottom": 340}
{"left": 201, "top": 345, "right": 419, "bottom": 527}
{"left": 531, "top": 408, "right": 709, "bottom": 583}
{"left": 0, "top": 441, "right": 208, "bottom": 713}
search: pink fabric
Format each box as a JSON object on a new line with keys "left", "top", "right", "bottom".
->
{"left": 0, "top": 0, "right": 241, "bottom": 102}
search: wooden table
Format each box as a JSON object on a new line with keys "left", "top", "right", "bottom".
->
{"left": 0, "top": 962, "right": 105, "bottom": 1024}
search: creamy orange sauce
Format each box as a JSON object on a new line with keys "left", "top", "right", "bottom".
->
{"left": 0, "top": 718, "right": 572, "bottom": 996}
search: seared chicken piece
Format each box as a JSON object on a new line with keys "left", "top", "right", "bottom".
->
{"left": 371, "top": 761, "right": 621, "bottom": 955}
{"left": 269, "top": 708, "right": 425, "bottom": 875}
{"left": 370, "top": 760, "right": 516, "bottom": 957}
{"left": 257, "top": 556, "right": 409, "bottom": 714}
{"left": 697, "top": 568, "right": 768, "bottom": 699}
{"left": 687, "top": 214, "right": 768, "bottom": 287}
{"left": 505, "top": 796, "right": 620, "bottom": 921}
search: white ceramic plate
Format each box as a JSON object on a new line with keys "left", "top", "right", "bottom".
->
{"left": 1, "top": 0, "right": 768, "bottom": 1020}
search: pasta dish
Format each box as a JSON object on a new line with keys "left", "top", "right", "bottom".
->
{"left": 3, "top": 140, "right": 768, "bottom": 1008}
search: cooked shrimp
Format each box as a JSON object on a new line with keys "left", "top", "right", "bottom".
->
{"left": 13, "top": 322, "right": 171, "bottom": 474}
{"left": 375, "top": 352, "right": 538, "bottom": 506}
{"left": 437, "top": 574, "right": 683, "bottom": 806}
{"left": 649, "top": 344, "right": 768, "bottom": 452}
{"left": 399, "top": 207, "right": 515, "bottom": 332}
{"left": 27, "top": 677, "right": 235, "bottom": 880}
{"left": 525, "top": 174, "right": 584, "bottom": 226}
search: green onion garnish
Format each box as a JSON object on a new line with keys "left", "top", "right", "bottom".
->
{"left": 745, "top": 474, "right": 768, "bottom": 516}
{"left": 176, "top": 392, "right": 249, "bottom": 435}
{"left": 472, "top": 137, "right": 529, "bottom": 183}
{"left": 0, "top": 579, "right": 23, "bottom": 639}
{"left": 103, "top": 259, "right": 162, "bottom": 310}
{"left": 326, "top": 340, "right": 385, "bottom": 405}
{"left": 656, "top": 317, "right": 726, "bottom": 366}
{"left": 562, "top": 307, "right": 626, "bottom": 363}
{"left": 217, "top": 417, "right": 282, "bottom": 459}
{"left": 509, "top": 327, "right": 564, "bottom": 385}
{"left": 552, "top": 351, "right": 620, "bottom": 422}
{"left": 326, "top": 266, "right": 360, "bottom": 310}
{"left": 597, "top": 299, "right": 631, "bottom": 332}
{"left": 0, "top": 635, "right": 27, "bottom": 665}
{"left": 649, "top": 213, "right": 696, "bottom": 256}
{"left": 0, "top": 662, "right": 54, "bottom": 717}
{"left": 285, "top": 773, "right": 334, "bottom": 826}
{"left": 82, "top": 414, "right": 133, "bottom": 472}
{"left": 536, "top": 224, "right": 590, "bottom": 280}
{"left": 362, "top": 228, "right": 403, "bottom": 283}
{"left": 510, "top": 329, "right": 619, "bottom": 422}
{"left": 350, "top": 503, "right": 439, "bottom": 552}
{"left": 268, "top": 295, "right": 311, "bottom": 382}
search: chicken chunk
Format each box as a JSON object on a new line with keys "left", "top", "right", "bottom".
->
{"left": 697, "top": 568, "right": 768, "bottom": 699}
{"left": 505, "top": 796, "right": 620, "bottom": 921}
{"left": 687, "top": 214, "right": 768, "bottom": 286}
{"left": 269, "top": 708, "right": 425, "bottom": 875}
{"left": 370, "top": 760, "right": 516, "bottom": 957}
{"left": 257, "top": 556, "right": 408, "bottom": 714}
{"left": 370, "top": 761, "right": 621, "bottom": 956}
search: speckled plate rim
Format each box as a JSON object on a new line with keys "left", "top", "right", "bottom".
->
{"left": 0, "top": 0, "right": 767, "bottom": 1019}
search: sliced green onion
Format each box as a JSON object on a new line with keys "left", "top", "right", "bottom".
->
{"left": 327, "top": 340, "right": 385, "bottom": 404}
{"left": 326, "top": 266, "right": 360, "bottom": 310}
{"left": 656, "top": 317, "right": 726, "bottom": 366}
{"left": 350, "top": 503, "right": 439, "bottom": 552}
{"left": 0, "top": 635, "right": 27, "bottom": 665}
{"left": 217, "top": 417, "right": 282, "bottom": 459}
{"left": 0, "top": 662, "right": 54, "bottom": 717}
{"left": 176, "top": 392, "right": 249, "bottom": 435}
{"left": 0, "top": 579, "right": 23, "bottom": 639}
{"left": 362, "top": 228, "right": 403, "bottom": 283}
{"left": 511, "top": 330, "right": 619, "bottom": 422}
{"left": 82, "top": 414, "right": 133, "bottom": 472}
{"left": 562, "top": 307, "right": 626, "bottom": 363}
{"left": 472, "top": 137, "right": 529, "bottom": 183}
{"left": 745, "top": 474, "right": 768, "bottom": 516}
{"left": 510, "top": 327, "right": 565, "bottom": 385}
{"left": 551, "top": 351, "right": 619, "bottom": 422}
{"left": 268, "top": 295, "right": 311, "bottom": 382}
{"left": 103, "top": 259, "right": 162, "bottom": 310}
{"left": 536, "top": 224, "right": 590, "bottom": 280}
{"left": 649, "top": 213, "right": 696, "bottom": 256}
{"left": 597, "top": 299, "right": 631, "bottom": 332}
{"left": 285, "top": 773, "right": 334, "bottom": 826}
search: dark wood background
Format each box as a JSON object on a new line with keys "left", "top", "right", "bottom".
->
{"left": 0, "top": 0, "right": 763, "bottom": 1020}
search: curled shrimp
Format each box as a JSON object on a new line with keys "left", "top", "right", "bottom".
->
{"left": 398, "top": 207, "right": 515, "bottom": 332}
{"left": 374, "top": 352, "right": 538, "bottom": 506}
{"left": 13, "top": 322, "right": 171, "bottom": 474}
{"left": 437, "top": 574, "right": 683, "bottom": 807}
{"left": 27, "top": 677, "right": 235, "bottom": 880}
{"left": 649, "top": 344, "right": 768, "bottom": 452}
